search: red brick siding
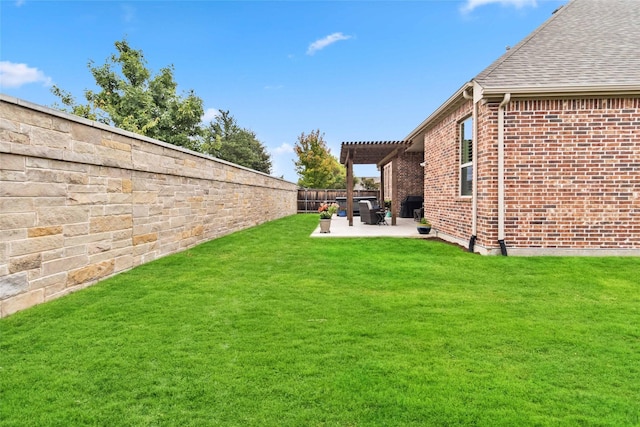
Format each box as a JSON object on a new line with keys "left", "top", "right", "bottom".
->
{"left": 382, "top": 152, "right": 423, "bottom": 215}
{"left": 423, "top": 100, "right": 474, "bottom": 240}
{"left": 475, "top": 102, "right": 500, "bottom": 249}
{"left": 397, "top": 151, "right": 424, "bottom": 213}
{"left": 383, "top": 163, "right": 392, "bottom": 202}
{"left": 423, "top": 96, "right": 640, "bottom": 252}
{"left": 502, "top": 97, "right": 640, "bottom": 249}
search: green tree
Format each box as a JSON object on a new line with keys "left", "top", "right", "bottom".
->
{"left": 51, "top": 39, "right": 204, "bottom": 151}
{"left": 202, "top": 111, "right": 272, "bottom": 174}
{"left": 294, "top": 129, "right": 346, "bottom": 188}
{"left": 360, "top": 177, "right": 379, "bottom": 190}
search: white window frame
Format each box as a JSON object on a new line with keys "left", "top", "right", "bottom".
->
{"left": 459, "top": 116, "right": 473, "bottom": 197}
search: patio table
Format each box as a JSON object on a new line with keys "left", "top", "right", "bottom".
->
{"left": 375, "top": 211, "right": 388, "bottom": 225}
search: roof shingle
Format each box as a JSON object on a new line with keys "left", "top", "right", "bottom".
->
{"left": 475, "top": 0, "right": 640, "bottom": 90}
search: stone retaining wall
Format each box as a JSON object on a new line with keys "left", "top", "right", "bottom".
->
{"left": 0, "top": 95, "right": 298, "bottom": 317}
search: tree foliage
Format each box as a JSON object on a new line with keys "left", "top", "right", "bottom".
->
{"left": 360, "top": 177, "right": 380, "bottom": 190}
{"left": 294, "top": 130, "right": 346, "bottom": 189}
{"left": 202, "top": 111, "right": 272, "bottom": 174}
{"left": 52, "top": 40, "right": 204, "bottom": 151}
{"left": 51, "top": 39, "right": 275, "bottom": 173}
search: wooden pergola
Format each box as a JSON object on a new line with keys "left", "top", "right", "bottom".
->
{"left": 339, "top": 141, "right": 410, "bottom": 226}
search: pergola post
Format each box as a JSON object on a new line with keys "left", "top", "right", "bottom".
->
{"left": 346, "top": 151, "right": 354, "bottom": 226}
{"left": 378, "top": 148, "right": 400, "bottom": 225}
{"left": 380, "top": 167, "right": 385, "bottom": 211}
{"left": 391, "top": 156, "right": 399, "bottom": 226}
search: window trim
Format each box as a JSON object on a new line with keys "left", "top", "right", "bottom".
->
{"left": 459, "top": 116, "right": 473, "bottom": 197}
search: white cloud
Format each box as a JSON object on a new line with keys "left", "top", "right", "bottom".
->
{"left": 273, "top": 143, "right": 294, "bottom": 155}
{"left": 0, "top": 61, "right": 52, "bottom": 89}
{"left": 264, "top": 84, "right": 284, "bottom": 91}
{"left": 461, "top": 0, "right": 537, "bottom": 13}
{"left": 16, "top": 0, "right": 26, "bottom": 6}
{"left": 202, "top": 108, "right": 220, "bottom": 123}
{"left": 269, "top": 145, "right": 297, "bottom": 182}
{"left": 306, "top": 32, "right": 352, "bottom": 56}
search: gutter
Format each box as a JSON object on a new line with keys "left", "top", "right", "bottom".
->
{"left": 405, "top": 83, "right": 640, "bottom": 152}
{"left": 481, "top": 84, "right": 640, "bottom": 98}
{"left": 498, "top": 93, "right": 511, "bottom": 256}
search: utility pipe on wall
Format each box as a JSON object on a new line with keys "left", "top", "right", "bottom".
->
{"left": 497, "top": 93, "right": 511, "bottom": 256}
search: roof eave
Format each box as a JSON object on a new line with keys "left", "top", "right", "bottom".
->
{"left": 404, "top": 82, "right": 473, "bottom": 151}
{"left": 480, "top": 84, "right": 640, "bottom": 99}
{"left": 405, "top": 82, "right": 640, "bottom": 153}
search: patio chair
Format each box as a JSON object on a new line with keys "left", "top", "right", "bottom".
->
{"left": 358, "top": 201, "right": 382, "bottom": 225}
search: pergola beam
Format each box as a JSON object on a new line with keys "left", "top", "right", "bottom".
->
{"left": 377, "top": 148, "right": 400, "bottom": 169}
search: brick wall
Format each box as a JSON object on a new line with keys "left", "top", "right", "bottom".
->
{"left": 423, "top": 99, "right": 474, "bottom": 245}
{"left": 383, "top": 163, "right": 392, "bottom": 203}
{"left": 423, "top": 96, "right": 640, "bottom": 255}
{"left": 382, "top": 152, "right": 423, "bottom": 215}
{"left": 501, "top": 97, "right": 640, "bottom": 252}
{"left": 396, "top": 151, "right": 424, "bottom": 208}
{"left": 475, "top": 101, "right": 500, "bottom": 251}
{"left": 0, "top": 96, "right": 297, "bottom": 316}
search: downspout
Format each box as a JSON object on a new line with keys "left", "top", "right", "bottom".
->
{"left": 463, "top": 84, "right": 477, "bottom": 253}
{"left": 498, "top": 93, "right": 511, "bottom": 256}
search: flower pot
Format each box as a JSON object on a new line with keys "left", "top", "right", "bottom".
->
{"left": 417, "top": 226, "right": 431, "bottom": 235}
{"left": 319, "top": 218, "right": 332, "bottom": 233}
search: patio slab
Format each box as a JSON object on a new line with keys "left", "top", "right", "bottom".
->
{"left": 310, "top": 215, "right": 433, "bottom": 238}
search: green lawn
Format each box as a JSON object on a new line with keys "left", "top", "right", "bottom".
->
{"left": 1, "top": 214, "right": 639, "bottom": 426}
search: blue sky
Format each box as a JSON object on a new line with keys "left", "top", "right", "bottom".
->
{"left": 1, "top": 0, "right": 565, "bottom": 182}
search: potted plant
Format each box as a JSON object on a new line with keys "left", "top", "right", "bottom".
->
{"left": 417, "top": 218, "right": 431, "bottom": 235}
{"left": 318, "top": 202, "right": 339, "bottom": 233}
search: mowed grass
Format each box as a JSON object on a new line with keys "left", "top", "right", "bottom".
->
{"left": 1, "top": 215, "right": 639, "bottom": 426}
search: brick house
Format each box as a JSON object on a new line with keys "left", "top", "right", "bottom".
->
{"left": 404, "top": 0, "right": 640, "bottom": 255}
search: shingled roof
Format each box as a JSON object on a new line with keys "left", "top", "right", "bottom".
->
{"left": 475, "top": 0, "right": 640, "bottom": 93}
{"left": 405, "top": 0, "right": 640, "bottom": 146}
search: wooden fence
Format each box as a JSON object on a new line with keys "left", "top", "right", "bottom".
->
{"left": 297, "top": 188, "right": 380, "bottom": 213}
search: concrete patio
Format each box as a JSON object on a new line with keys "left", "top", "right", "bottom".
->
{"left": 311, "top": 215, "right": 433, "bottom": 238}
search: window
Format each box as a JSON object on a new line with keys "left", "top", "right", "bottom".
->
{"left": 460, "top": 117, "right": 473, "bottom": 196}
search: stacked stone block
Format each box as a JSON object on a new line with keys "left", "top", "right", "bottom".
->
{"left": 0, "top": 95, "right": 297, "bottom": 316}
